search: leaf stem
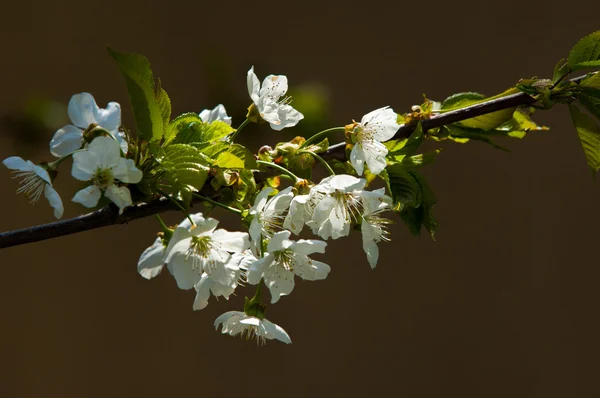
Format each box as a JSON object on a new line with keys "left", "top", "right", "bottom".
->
{"left": 300, "top": 127, "right": 345, "bottom": 149}
{"left": 229, "top": 118, "right": 251, "bottom": 142}
{"left": 256, "top": 160, "right": 301, "bottom": 182}
{"left": 191, "top": 193, "right": 242, "bottom": 215}
{"left": 155, "top": 214, "right": 173, "bottom": 241}
{"left": 299, "top": 150, "right": 335, "bottom": 176}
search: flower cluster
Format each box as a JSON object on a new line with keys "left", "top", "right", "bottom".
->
{"left": 4, "top": 61, "right": 401, "bottom": 346}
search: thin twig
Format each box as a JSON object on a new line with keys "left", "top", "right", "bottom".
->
{"left": 0, "top": 74, "right": 591, "bottom": 250}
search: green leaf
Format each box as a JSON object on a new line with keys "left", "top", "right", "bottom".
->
{"left": 193, "top": 141, "right": 230, "bottom": 159}
{"left": 581, "top": 72, "right": 600, "bottom": 90}
{"left": 569, "top": 103, "right": 600, "bottom": 173}
{"left": 156, "top": 79, "right": 171, "bottom": 131}
{"left": 107, "top": 48, "right": 164, "bottom": 142}
{"left": 172, "top": 120, "right": 234, "bottom": 145}
{"left": 385, "top": 123, "right": 424, "bottom": 157}
{"left": 164, "top": 113, "right": 202, "bottom": 146}
{"left": 401, "top": 149, "right": 442, "bottom": 168}
{"left": 578, "top": 89, "right": 600, "bottom": 121}
{"left": 214, "top": 144, "right": 258, "bottom": 169}
{"left": 384, "top": 164, "right": 422, "bottom": 208}
{"left": 400, "top": 171, "right": 438, "bottom": 239}
{"left": 441, "top": 90, "right": 517, "bottom": 130}
{"left": 441, "top": 125, "right": 509, "bottom": 151}
{"left": 553, "top": 58, "right": 570, "bottom": 84}
{"left": 567, "top": 31, "right": 600, "bottom": 71}
{"left": 157, "top": 144, "right": 210, "bottom": 205}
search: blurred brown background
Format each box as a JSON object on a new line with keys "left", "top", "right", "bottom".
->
{"left": 1, "top": 1, "right": 600, "bottom": 397}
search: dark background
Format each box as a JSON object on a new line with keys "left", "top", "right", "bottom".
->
{"left": 1, "top": 1, "right": 600, "bottom": 397}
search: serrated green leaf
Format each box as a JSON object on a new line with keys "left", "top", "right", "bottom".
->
{"left": 581, "top": 72, "right": 600, "bottom": 90}
{"left": 157, "top": 144, "right": 209, "bottom": 205}
{"left": 400, "top": 171, "right": 438, "bottom": 239}
{"left": 385, "top": 123, "right": 424, "bottom": 157}
{"left": 201, "top": 121, "right": 235, "bottom": 142}
{"left": 214, "top": 144, "right": 257, "bottom": 169}
{"left": 578, "top": 89, "right": 600, "bottom": 121}
{"left": 107, "top": 48, "right": 164, "bottom": 142}
{"left": 569, "top": 103, "right": 600, "bottom": 174}
{"left": 441, "top": 92, "right": 486, "bottom": 110}
{"left": 235, "top": 169, "right": 256, "bottom": 202}
{"left": 442, "top": 125, "right": 509, "bottom": 151}
{"left": 156, "top": 79, "right": 171, "bottom": 131}
{"left": 193, "top": 141, "right": 230, "bottom": 159}
{"left": 567, "top": 31, "right": 600, "bottom": 71}
{"left": 164, "top": 113, "right": 202, "bottom": 146}
{"left": 401, "top": 149, "right": 442, "bottom": 168}
{"left": 441, "top": 90, "right": 517, "bottom": 130}
{"left": 384, "top": 164, "right": 421, "bottom": 208}
{"left": 553, "top": 58, "right": 570, "bottom": 84}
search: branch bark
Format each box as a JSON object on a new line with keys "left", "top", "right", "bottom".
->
{"left": 0, "top": 74, "right": 589, "bottom": 250}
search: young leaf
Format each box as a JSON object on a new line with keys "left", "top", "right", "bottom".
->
{"left": 441, "top": 89, "right": 518, "bottom": 130}
{"left": 214, "top": 144, "right": 258, "bottom": 169}
{"left": 107, "top": 48, "right": 164, "bottom": 142}
{"left": 157, "top": 144, "right": 210, "bottom": 205}
{"left": 156, "top": 79, "right": 171, "bottom": 131}
{"left": 164, "top": 113, "right": 202, "bottom": 145}
{"left": 567, "top": 31, "right": 600, "bottom": 71}
{"left": 171, "top": 120, "right": 234, "bottom": 145}
{"left": 552, "top": 58, "right": 570, "bottom": 84}
{"left": 568, "top": 104, "right": 600, "bottom": 174}
{"left": 385, "top": 123, "right": 424, "bottom": 157}
{"left": 399, "top": 171, "right": 438, "bottom": 239}
{"left": 384, "top": 164, "right": 422, "bottom": 208}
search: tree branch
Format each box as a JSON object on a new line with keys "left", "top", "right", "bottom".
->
{"left": 0, "top": 74, "right": 590, "bottom": 250}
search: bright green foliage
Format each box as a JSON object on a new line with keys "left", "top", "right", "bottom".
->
{"left": 156, "top": 79, "right": 171, "bottom": 132}
{"left": 385, "top": 123, "right": 424, "bottom": 159}
{"left": 441, "top": 91, "right": 516, "bottom": 130}
{"left": 553, "top": 59, "right": 570, "bottom": 84}
{"left": 579, "top": 73, "right": 600, "bottom": 122}
{"left": 107, "top": 48, "right": 165, "bottom": 142}
{"left": 569, "top": 104, "right": 600, "bottom": 174}
{"left": 164, "top": 113, "right": 201, "bottom": 145}
{"left": 214, "top": 145, "right": 258, "bottom": 170}
{"left": 567, "top": 31, "right": 600, "bottom": 71}
{"left": 172, "top": 120, "right": 234, "bottom": 145}
{"left": 400, "top": 150, "right": 442, "bottom": 168}
{"left": 382, "top": 165, "right": 438, "bottom": 238}
{"left": 156, "top": 144, "right": 210, "bottom": 206}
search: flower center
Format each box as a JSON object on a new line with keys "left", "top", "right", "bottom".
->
{"left": 274, "top": 249, "right": 295, "bottom": 272}
{"left": 187, "top": 235, "right": 217, "bottom": 272}
{"left": 364, "top": 213, "right": 392, "bottom": 242}
{"left": 13, "top": 170, "right": 45, "bottom": 204}
{"left": 92, "top": 167, "right": 115, "bottom": 189}
{"left": 355, "top": 125, "right": 374, "bottom": 143}
{"left": 331, "top": 190, "right": 362, "bottom": 223}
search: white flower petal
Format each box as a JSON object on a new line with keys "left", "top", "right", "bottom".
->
{"left": 264, "top": 265, "right": 295, "bottom": 304}
{"left": 137, "top": 238, "right": 166, "bottom": 280}
{"left": 267, "top": 230, "right": 293, "bottom": 252}
{"left": 113, "top": 158, "right": 143, "bottom": 184}
{"left": 247, "top": 66, "right": 261, "bottom": 104}
{"left": 50, "top": 125, "right": 84, "bottom": 157}
{"left": 71, "top": 150, "right": 98, "bottom": 181}
{"left": 166, "top": 243, "right": 202, "bottom": 290}
{"left": 2, "top": 156, "right": 32, "bottom": 172}
{"left": 251, "top": 187, "right": 273, "bottom": 215}
{"left": 68, "top": 93, "right": 99, "bottom": 129}
{"left": 192, "top": 274, "right": 212, "bottom": 310}
{"left": 260, "top": 74, "right": 288, "bottom": 100}
{"left": 190, "top": 217, "right": 219, "bottom": 237}
{"left": 199, "top": 104, "right": 232, "bottom": 125}
{"left": 270, "top": 104, "right": 304, "bottom": 131}
{"left": 246, "top": 255, "right": 271, "bottom": 285}
{"left": 212, "top": 229, "right": 250, "bottom": 253}
{"left": 362, "top": 140, "right": 389, "bottom": 175}
{"left": 72, "top": 185, "right": 102, "bottom": 208}
{"left": 328, "top": 174, "right": 366, "bottom": 192}
{"left": 350, "top": 144, "right": 366, "bottom": 176}
{"left": 261, "top": 319, "right": 292, "bottom": 344}
{"left": 44, "top": 184, "right": 64, "bottom": 219}
{"left": 290, "top": 239, "right": 327, "bottom": 256}
{"left": 361, "top": 225, "right": 380, "bottom": 269}
{"left": 104, "top": 184, "right": 133, "bottom": 214}
{"left": 94, "top": 101, "right": 121, "bottom": 132}
{"left": 87, "top": 136, "right": 121, "bottom": 168}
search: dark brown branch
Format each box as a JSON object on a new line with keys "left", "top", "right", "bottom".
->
{"left": 0, "top": 74, "right": 590, "bottom": 250}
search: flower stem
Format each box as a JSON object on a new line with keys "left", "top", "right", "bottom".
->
{"left": 191, "top": 193, "right": 242, "bottom": 215}
{"left": 256, "top": 160, "right": 301, "bottom": 182}
{"left": 155, "top": 214, "right": 173, "bottom": 241}
{"left": 47, "top": 152, "right": 75, "bottom": 170}
{"left": 299, "top": 150, "right": 335, "bottom": 176}
{"left": 228, "top": 118, "right": 251, "bottom": 142}
{"left": 157, "top": 189, "right": 194, "bottom": 225}
{"left": 300, "top": 127, "right": 345, "bottom": 149}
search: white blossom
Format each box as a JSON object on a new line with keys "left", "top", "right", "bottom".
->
{"left": 137, "top": 237, "right": 167, "bottom": 280}
{"left": 309, "top": 174, "right": 366, "bottom": 240}
{"left": 214, "top": 311, "right": 291, "bottom": 345}
{"left": 71, "top": 136, "right": 142, "bottom": 214}
{"left": 349, "top": 107, "right": 399, "bottom": 176}
{"left": 192, "top": 251, "right": 256, "bottom": 311}
{"left": 247, "top": 66, "right": 304, "bottom": 131}
{"left": 163, "top": 213, "right": 250, "bottom": 290}
{"left": 249, "top": 186, "right": 293, "bottom": 245}
{"left": 2, "top": 157, "right": 63, "bottom": 218}
{"left": 359, "top": 188, "right": 393, "bottom": 268}
{"left": 50, "top": 92, "right": 127, "bottom": 157}
{"left": 246, "top": 230, "right": 330, "bottom": 303}
{"left": 199, "top": 104, "right": 232, "bottom": 125}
